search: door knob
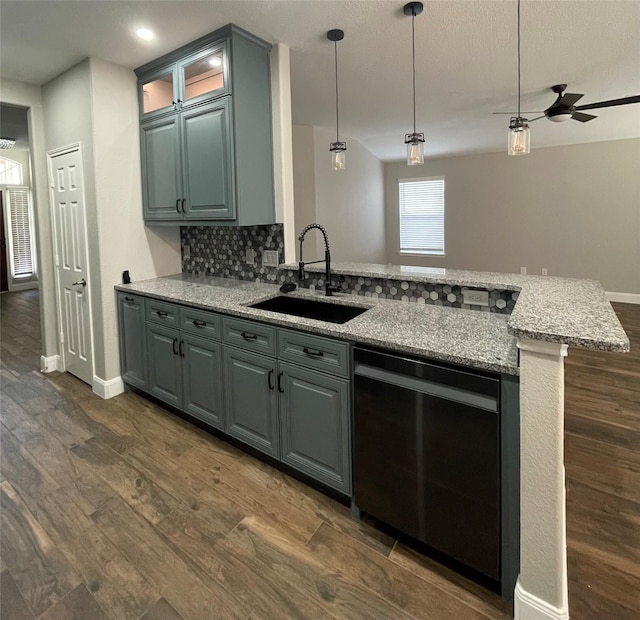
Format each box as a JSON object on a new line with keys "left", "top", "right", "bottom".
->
{"left": 72, "top": 278, "right": 87, "bottom": 287}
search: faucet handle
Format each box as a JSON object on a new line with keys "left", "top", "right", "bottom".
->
{"left": 298, "top": 261, "right": 305, "bottom": 280}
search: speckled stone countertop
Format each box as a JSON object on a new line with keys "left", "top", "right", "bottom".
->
{"left": 116, "top": 274, "right": 519, "bottom": 375}
{"left": 281, "top": 262, "right": 630, "bottom": 353}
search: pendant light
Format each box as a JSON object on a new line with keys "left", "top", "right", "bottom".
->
{"left": 404, "top": 2, "right": 425, "bottom": 166}
{"left": 327, "top": 29, "right": 346, "bottom": 171}
{"left": 508, "top": 0, "right": 530, "bottom": 155}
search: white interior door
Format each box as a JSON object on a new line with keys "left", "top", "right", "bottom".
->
{"left": 49, "top": 147, "right": 94, "bottom": 385}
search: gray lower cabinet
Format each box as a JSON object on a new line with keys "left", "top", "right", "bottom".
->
{"left": 117, "top": 293, "right": 147, "bottom": 390}
{"left": 182, "top": 335, "right": 224, "bottom": 430}
{"left": 146, "top": 322, "right": 182, "bottom": 409}
{"left": 279, "top": 362, "right": 351, "bottom": 493}
{"left": 223, "top": 345, "right": 279, "bottom": 458}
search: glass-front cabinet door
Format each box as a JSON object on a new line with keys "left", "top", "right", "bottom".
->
{"left": 178, "top": 42, "right": 229, "bottom": 108}
{"left": 139, "top": 66, "right": 178, "bottom": 119}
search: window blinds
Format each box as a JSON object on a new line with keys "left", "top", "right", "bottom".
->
{"left": 398, "top": 177, "right": 445, "bottom": 255}
{"left": 7, "top": 187, "right": 34, "bottom": 277}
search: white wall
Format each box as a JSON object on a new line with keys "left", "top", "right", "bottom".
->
{"left": 292, "top": 125, "right": 318, "bottom": 260}
{"left": 292, "top": 125, "right": 386, "bottom": 264}
{"left": 385, "top": 138, "right": 640, "bottom": 294}
{"left": 89, "top": 57, "right": 181, "bottom": 380}
{"left": 1, "top": 78, "right": 57, "bottom": 357}
{"left": 42, "top": 58, "right": 181, "bottom": 386}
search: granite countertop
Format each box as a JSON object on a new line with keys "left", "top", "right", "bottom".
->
{"left": 116, "top": 274, "right": 520, "bottom": 375}
{"left": 281, "top": 262, "right": 630, "bottom": 353}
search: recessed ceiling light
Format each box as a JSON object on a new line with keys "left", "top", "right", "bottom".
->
{"left": 136, "top": 28, "right": 154, "bottom": 41}
{"left": 209, "top": 57, "right": 222, "bottom": 67}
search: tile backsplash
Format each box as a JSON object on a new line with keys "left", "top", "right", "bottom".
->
{"left": 180, "top": 225, "right": 517, "bottom": 314}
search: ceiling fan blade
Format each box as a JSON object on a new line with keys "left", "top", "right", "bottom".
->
{"left": 557, "top": 92, "right": 584, "bottom": 107}
{"left": 575, "top": 95, "right": 640, "bottom": 110}
{"left": 572, "top": 112, "right": 597, "bottom": 122}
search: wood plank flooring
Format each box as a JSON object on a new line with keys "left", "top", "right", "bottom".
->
{"left": 0, "top": 289, "right": 638, "bottom": 619}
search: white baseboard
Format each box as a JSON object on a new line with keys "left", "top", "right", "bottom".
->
{"left": 606, "top": 291, "right": 640, "bottom": 304}
{"left": 40, "top": 355, "right": 62, "bottom": 373}
{"left": 92, "top": 375, "right": 125, "bottom": 400}
{"left": 9, "top": 280, "right": 39, "bottom": 292}
{"left": 514, "top": 580, "right": 569, "bottom": 620}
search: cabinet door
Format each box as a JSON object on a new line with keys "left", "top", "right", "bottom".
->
{"left": 178, "top": 42, "right": 229, "bottom": 108}
{"left": 138, "top": 65, "right": 178, "bottom": 120}
{"left": 181, "top": 99, "right": 235, "bottom": 221}
{"left": 147, "top": 323, "right": 182, "bottom": 409}
{"left": 117, "top": 293, "right": 147, "bottom": 391}
{"left": 279, "top": 363, "right": 351, "bottom": 493}
{"left": 223, "top": 346, "right": 278, "bottom": 457}
{"left": 182, "top": 335, "right": 224, "bottom": 430}
{"left": 140, "top": 115, "right": 183, "bottom": 221}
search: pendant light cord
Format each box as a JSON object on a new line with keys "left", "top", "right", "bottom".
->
{"left": 517, "top": 0, "right": 521, "bottom": 118}
{"left": 412, "top": 11, "right": 417, "bottom": 134}
{"left": 334, "top": 40, "right": 340, "bottom": 143}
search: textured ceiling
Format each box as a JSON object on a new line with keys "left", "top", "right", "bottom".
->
{"left": 1, "top": 0, "right": 639, "bottom": 161}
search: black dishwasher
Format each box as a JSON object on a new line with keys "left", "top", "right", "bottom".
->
{"left": 353, "top": 346, "right": 501, "bottom": 581}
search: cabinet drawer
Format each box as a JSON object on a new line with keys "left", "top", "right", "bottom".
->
{"left": 180, "top": 307, "right": 221, "bottom": 340}
{"left": 146, "top": 299, "right": 179, "bottom": 327}
{"left": 278, "top": 329, "right": 349, "bottom": 378}
{"left": 222, "top": 317, "right": 276, "bottom": 356}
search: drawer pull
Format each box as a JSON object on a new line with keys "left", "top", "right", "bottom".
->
{"left": 176, "top": 199, "right": 181, "bottom": 213}
{"left": 124, "top": 296, "right": 135, "bottom": 302}
{"left": 303, "top": 347, "right": 324, "bottom": 358}
{"left": 277, "top": 372, "right": 284, "bottom": 393}
{"left": 240, "top": 332, "right": 258, "bottom": 341}
{"left": 179, "top": 340, "right": 185, "bottom": 357}
{"left": 172, "top": 338, "right": 178, "bottom": 355}
{"left": 193, "top": 320, "right": 207, "bottom": 328}
{"left": 156, "top": 310, "right": 169, "bottom": 318}
{"left": 268, "top": 369, "right": 274, "bottom": 390}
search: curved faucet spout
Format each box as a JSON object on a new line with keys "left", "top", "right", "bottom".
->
{"left": 297, "top": 223, "right": 340, "bottom": 297}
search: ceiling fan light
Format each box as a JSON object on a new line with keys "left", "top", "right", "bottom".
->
{"left": 548, "top": 111, "right": 572, "bottom": 122}
{"left": 508, "top": 117, "right": 530, "bottom": 156}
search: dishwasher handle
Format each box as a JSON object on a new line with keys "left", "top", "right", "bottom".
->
{"left": 354, "top": 362, "right": 498, "bottom": 413}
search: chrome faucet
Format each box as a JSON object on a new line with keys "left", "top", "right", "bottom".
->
{"left": 297, "top": 224, "right": 341, "bottom": 297}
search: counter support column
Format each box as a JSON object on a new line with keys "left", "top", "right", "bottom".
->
{"left": 515, "top": 338, "right": 569, "bottom": 620}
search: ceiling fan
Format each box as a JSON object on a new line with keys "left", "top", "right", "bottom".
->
{"left": 496, "top": 84, "right": 640, "bottom": 123}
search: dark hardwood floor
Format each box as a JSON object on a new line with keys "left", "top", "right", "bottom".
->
{"left": 0, "top": 290, "right": 638, "bottom": 619}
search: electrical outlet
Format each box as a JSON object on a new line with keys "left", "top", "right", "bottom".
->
{"left": 462, "top": 289, "right": 489, "bottom": 306}
{"left": 262, "top": 250, "right": 279, "bottom": 267}
{"left": 520, "top": 267, "right": 527, "bottom": 275}
{"left": 183, "top": 245, "right": 190, "bottom": 260}
{"left": 542, "top": 268, "right": 548, "bottom": 276}
{"left": 245, "top": 248, "right": 255, "bottom": 265}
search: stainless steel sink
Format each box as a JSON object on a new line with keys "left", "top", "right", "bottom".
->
{"left": 249, "top": 295, "right": 369, "bottom": 324}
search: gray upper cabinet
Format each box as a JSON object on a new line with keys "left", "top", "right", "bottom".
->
{"left": 135, "top": 24, "right": 275, "bottom": 226}
{"left": 117, "top": 293, "right": 148, "bottom": 391}
{"left": 181, "top": 99, "right": 234, "bottom": 220}
{"left": 140, "top": 115, "right": 182, "bottom": 220}
{"left": 279, "top": 362, "right": 351, "bottom": 493}
{"left": 224, "top": 345, "right": 279, "bottom": 458}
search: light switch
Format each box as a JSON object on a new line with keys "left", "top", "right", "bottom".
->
{"left": 262, "top": 250, "right": 279, "bottom": 267}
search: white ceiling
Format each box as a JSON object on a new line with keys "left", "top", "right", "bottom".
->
{"left": 1, "top": 1, "right": 639, "bottom": 161}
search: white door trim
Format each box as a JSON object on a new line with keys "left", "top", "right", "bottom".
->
{"left": 47, "top": 142, "right": 96, "bottom": 382}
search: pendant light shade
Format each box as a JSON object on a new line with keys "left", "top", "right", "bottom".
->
{"left": 327, "top": 29, "right": 346, "bottom": 171}
{"left": 508, "top": 0, "right": 530, "bottom": 156}
{"left": 404, "top": 2, "right": 425, "bottom": 166}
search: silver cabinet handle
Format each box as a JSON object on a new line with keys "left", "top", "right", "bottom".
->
{"left": 72, "top": 278, "right": 87, "bottom": 287}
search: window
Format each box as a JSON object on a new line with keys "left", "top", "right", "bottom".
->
{"left": 5, "top": 187, "right": 35, "bottom": 278}
{"left": 398, "top": 177, "right": 445, "bottom": 255}
{"left": 0, "top": 157, "right": 23, "bottom": 185}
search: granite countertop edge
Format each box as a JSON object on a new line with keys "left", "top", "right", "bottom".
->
{"left": 115, "top": 278, "right": 519, "bottom": 376}
{"left": 281, "top": 262, "right": 630, "bottom": 353}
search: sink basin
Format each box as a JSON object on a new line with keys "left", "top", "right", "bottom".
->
{"left": 249, "top": 295, "right": 369, "bottom": 324}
